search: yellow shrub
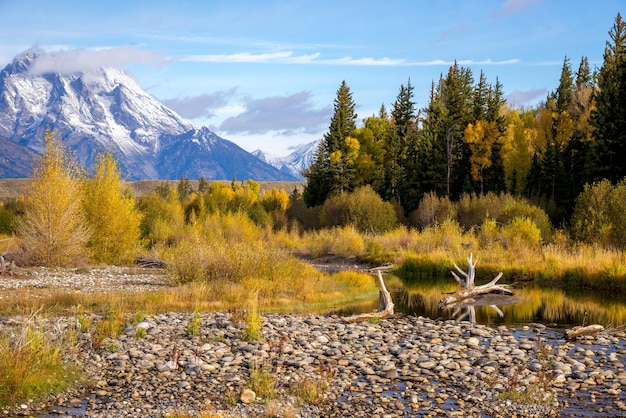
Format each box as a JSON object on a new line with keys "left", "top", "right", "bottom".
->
{"left": 333, "top": 226, "right": 365, "bottom": 258}
{"left": 501, "top": 216, "right": 542, "bottom": 250}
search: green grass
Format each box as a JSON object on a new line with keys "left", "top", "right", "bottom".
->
{"left": 249, "top": 360, "right": 277, "bottom": 400}
{"left": 0, "top": 320, "right": 81, "bottom": 406}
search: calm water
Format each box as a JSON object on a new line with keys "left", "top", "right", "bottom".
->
{"left": 341, "top": 274, "right": 626, "bottom": 328}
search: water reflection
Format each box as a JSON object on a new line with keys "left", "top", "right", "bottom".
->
{"left": 442, "top": 293, "right": 519, "bottom": 324}
{"left": 387, "top": 275, "right": 626, "bottom": 328}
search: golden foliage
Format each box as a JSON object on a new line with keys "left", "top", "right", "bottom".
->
{"left": 15, "top": 129, "right": 89, "bottom": 266}
{"left": 463, "top": 120, "right": 500, "bottom": 185}
{"left": 82, "top": 150, "right": 141, "bottom": 264}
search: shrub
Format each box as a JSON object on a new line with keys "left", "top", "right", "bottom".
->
{"left": 332, "top": 226, "right": 365, "bottom": 258}
{"left": 456, "top": 192, "right": 504, "bottom": 230}
{"left": 410, "top": 191, "right": 455, "bottom": 229}
{"left": 161, "top": 216, "right": 294, "bottom": 285}
{"left": 320, "top": 193, "right": 350, "bottom": 228}
{"left": 607, "top": 180, "right": 626, "bottom": 249}
{"left": 346, "top": 185, "right": 397, "bottom": 233}
{"left": 438, "top": 219, "right": 467, "bottom": 250}
{"left": 303, "top": 226, "right": 364, "bottom": 259}
{"left": 136, "top": 185, "right": 185, "bottom": 246}
{"left": 360, "top": 239, "right": 397, "bottom": 265}
{"left": 479, "top": 218, "right": 501, "bottom": 249}
{"left": 501, "top": 198, "right": 552, "bottom": 242}
{"left": 570, "top": 180, "right": 613, "bottom": 246}
{"left": 501, "top": 216, "right": 543, "bottom": 250}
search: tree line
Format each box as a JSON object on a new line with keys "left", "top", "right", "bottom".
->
{"left": 304, "top": 13, "right": 626, "bottom": 226}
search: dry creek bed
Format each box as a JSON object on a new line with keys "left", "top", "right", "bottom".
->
{"left": 0, "top": 266, "right": 624, "bottom": 417}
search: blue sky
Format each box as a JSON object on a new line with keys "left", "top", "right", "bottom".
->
{"left": 0, "top": 0, "right": 622, "bottom": 156}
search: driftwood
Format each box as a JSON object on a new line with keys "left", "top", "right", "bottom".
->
{"left": 439, "top": 253, "right": 512, "bottom": 309}
{"left": 343, "top": 270, "right": 394, "bottom": 323}
{"left": 566, "top": 324, "right": 604, "bottom": 340}
{"left": 135, "top": 256, "right": 167, "bottom": 269}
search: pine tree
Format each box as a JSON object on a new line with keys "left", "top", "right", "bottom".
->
{"left": 82, "top": 150, "right": 141, "bottom": 264}
{"left": 441, "top": 62, "right": 475, "bottom": 196}
{"left": 16, "top": 129, "right": 89, "bottom": 266}
{"left": 555, "top": 56, "right": 574, "bottom": 114}
{"left": 303, "top": 81, "right": 357, "bottom": 207}
{"left": 482, "top": 78, "right": 507, "bottom": 193}
{"left": 421, "top": 64, "right": 475, "bottom": 197}
{"left": 473, "top": 71, "right": 489, "bottom": 121}
{"left": 384, "top": 80, "right": 416, "bottom": 206}
{"left": 590, "top": 13, "right": 626, "bottom": 183}
{"left": 566, "top": 56, "right": 596, "bottom": 200}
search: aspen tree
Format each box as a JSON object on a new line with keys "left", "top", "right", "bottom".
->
{"left": 16, "top": 129, "right": 89, "bottom": 266}
{"left": 83, "top": 150, "right": 141, "bottom": 264}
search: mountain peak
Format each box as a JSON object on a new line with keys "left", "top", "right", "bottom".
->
{"left": 253, "top": 140, "right": 319, "bottom": 180}
{"left": 0, "top": 49, "right": 299, "bottom": 181}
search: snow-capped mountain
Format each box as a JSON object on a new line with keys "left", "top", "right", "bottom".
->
{"left": 252, "top": 139, "right": 320, "bottom": 181}
{"left": 0, "top": 49, "right": 299, "bottom": 181}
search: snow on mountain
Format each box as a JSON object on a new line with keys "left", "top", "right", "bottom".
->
{"left": 0, "top": 49, "right": 299, "bottom": 181}
{"left": 252, "top": 139, "right": 320, "bottom": 181}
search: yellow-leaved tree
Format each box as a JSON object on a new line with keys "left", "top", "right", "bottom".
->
{"left": 16, "top": 129, "right": 90, "bottom": 266}
{"left": 82, "top": 150, "right": 141, "bottom": 264}
{"left": 463, "top": 120, "right": 500, "bottom": 195}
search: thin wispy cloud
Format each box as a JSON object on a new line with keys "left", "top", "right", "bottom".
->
{"left": 183, "top": 51, "right": 320, "bottom": 64}
{"left": 26, "top": 46, "right": 170, "bottom": 75}
{"left": 492, "top": 0, "right": 540, "bottom": 18}
{"left": 183, "top": 51, "right": 519, "bottom": 67}
{"left": 410, "top": 58, "right": 520, "bottom": 66}
{"left": 218, "top": 91, "right": 331, "bottom": 135}
{"left": 162, "top": 88, "right": 238, "bottom": 119}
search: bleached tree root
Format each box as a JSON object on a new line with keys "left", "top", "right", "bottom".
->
{"left": 439, "top": 253, "right": 512, "bottom": 309}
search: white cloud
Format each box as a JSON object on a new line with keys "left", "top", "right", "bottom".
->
{"left": 182, "top": 51, "right": 519, "bottom": 67}
{"left": 26, "top": 46, "right": 171, "bottom": 75}
{"left": 182, "top": 51, "right": 320, "bottom": 64}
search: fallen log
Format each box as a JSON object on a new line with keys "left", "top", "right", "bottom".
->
{"left": 439, "top": 253, "right": 512, "bottom": 309}
{"left": 566, "top": 324, "right": 604, "bottom": 340}
{"left": 343, "top": 270, "right": 394, "bottom": 323}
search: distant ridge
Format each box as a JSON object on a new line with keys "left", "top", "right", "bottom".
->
{"left": 0, "top": 178, "right": 305, "bottom": 202}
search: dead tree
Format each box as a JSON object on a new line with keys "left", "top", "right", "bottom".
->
{"left": 343, "top": 270, "right": 394, "bottom": 323}
{"left": 439, "top": 253, "right": 512, "bottom": 309}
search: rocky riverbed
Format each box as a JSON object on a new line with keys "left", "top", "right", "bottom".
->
{"left": 0, "top": 312, "right": 624, "bottom": 417}
{"left": 0, "top": 268, "right": 625, "bottom": 417}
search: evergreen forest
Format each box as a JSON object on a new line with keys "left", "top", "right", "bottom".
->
{"left": 304, "top": 13, "right": 626, "bottom": 231}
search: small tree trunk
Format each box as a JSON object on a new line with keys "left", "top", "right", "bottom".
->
{"left": 344, "top": 270, "right": 394, "bottom": 323}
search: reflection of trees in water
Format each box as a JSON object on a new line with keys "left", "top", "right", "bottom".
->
{"left": 395, "top": 288, "right": 442, "bottom": 318}
{"left": 393, "top": 280, "right": 626, "bottom": 327}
